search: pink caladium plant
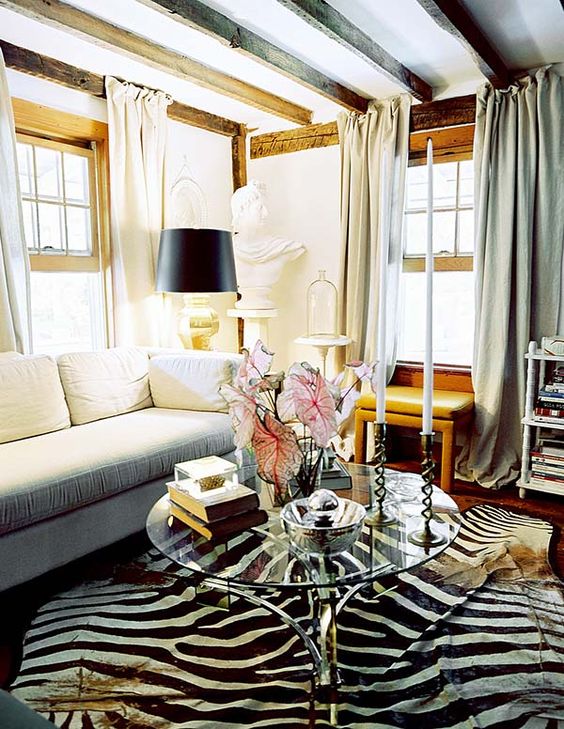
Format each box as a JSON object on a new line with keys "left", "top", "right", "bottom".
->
{"left": 220, "top": 340, "right": 377, "bottom": 504}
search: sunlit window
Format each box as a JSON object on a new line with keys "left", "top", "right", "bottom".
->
{"left": 16, "top": 134, "right": 106, "bottom": 354}
{"left": 398, "top": 159, "right": 474, "bottom": 367}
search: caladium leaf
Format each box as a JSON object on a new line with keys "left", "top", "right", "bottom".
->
{"left": 236, "top": 339, "right": 274, "bottom": 391}
{"left": 252, "top": 412, "right": 302, "bottom": 494}
{"left": 285, "top": 367, "right": 337, "bottom": 448}
{"left": 219, "top": 384, "right": 258, "bottom": 450}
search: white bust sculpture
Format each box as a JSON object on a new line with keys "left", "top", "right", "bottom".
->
{"left": 231, "top": 180, "right": 306, "bottom": 309}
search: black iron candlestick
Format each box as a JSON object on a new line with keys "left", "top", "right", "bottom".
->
{"left": 408, "top": 432, "right": 446, "bottom": 547}
{"left": 365, "top": 422, "right": 396, "bottom": 525}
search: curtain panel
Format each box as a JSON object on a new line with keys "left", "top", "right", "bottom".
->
{"left": 337, "top": 95, "right": 411, "bottom": 372}
{"left": 106, "top": 77, "right": 171, "bottom": 347}
{"left": 0, "top": 50, "right": 31, "bottom": 353}
{"left": 461, "top": 67, "right": 564, "bottom": 488}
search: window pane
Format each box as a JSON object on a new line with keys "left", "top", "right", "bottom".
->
{"left": 37, "top": 203, "right": 65, "bottom": 252}
{"left": 398, "top": 270, "right": 475, "bottom": 366}
{"left": 433, "top": 162, "right": 457, "bottom": 208}
{"left": 35, "top": 147, "right": 63, "bottom": 200}
{"left": 458, "top": 160, "right": 474, "bottom": 206}
{"left": 404, "top": 211, "right": 427, "bottom": 255}
{"left": 406, "top": 166, "right": 428, "bottom": 210}
{"left": 433, "top": 210, "right": 456, "bottom": 254}
{"left": 66, "top": 206, "right": 91, "bottom": 253}
{"left": 17, "top": 143, "right": 34, "bottom": 196}
{"left": 22, "top": 200, "right": 38, "bottom": 250}
{"left": 30, "top": 271, "right": 105, "bottom": 354}
{"left": 63, "top": 153, "right": 89, "bottom": 204}
{"left": 458, "top": 209, "right": 475, "bottom": 254}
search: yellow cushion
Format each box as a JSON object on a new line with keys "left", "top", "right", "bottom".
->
{"left": 357, "top": 386, "right": 474, "bottom": 419}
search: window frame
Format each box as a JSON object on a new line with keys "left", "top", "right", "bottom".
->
{"left": 12, "top": 98, "right": 113, "bottom": 347}
{"left": 17, "top": 132, "right": 101, "bottom": 273}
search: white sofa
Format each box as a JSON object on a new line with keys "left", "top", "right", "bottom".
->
{"left": 0, "top": 347, "right": 241, "bottom": 592}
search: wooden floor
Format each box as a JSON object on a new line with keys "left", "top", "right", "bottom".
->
{"left": 1, "top": 473, "right": 562, "bottom": 691}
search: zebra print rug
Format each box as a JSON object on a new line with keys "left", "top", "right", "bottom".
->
{"left": 9, "top": 504, "right": 564, "bottom": 728}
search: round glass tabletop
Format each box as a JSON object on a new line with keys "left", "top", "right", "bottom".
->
{"left": 146, "top": 464, "right": 460, "bottom": 591}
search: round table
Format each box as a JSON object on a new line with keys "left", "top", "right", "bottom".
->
{"left": 146, "top": 464, "right": 460, "bottom": 725}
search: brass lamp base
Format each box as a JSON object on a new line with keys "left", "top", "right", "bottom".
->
{"left": 178, "top": 294, "right": 219, "bottom": 350}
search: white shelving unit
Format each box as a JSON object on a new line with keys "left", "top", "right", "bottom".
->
{"left": 518, "top": 340, "right": 564, "bottom": 499}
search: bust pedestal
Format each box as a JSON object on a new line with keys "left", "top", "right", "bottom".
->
{"left": 228, "top": 308, "right": 279, "bottom": 351}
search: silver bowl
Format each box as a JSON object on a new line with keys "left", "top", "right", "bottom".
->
{"left": 280, "top": 489, "right": 366, "bottom": 556}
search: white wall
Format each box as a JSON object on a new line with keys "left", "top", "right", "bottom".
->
{"left": 248, "top": 144, "right": 341, "bottom": 374}
{"left": 7, "top": 71, "right": 238, "bottom": 353}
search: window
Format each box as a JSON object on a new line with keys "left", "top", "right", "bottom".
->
{"left": 13, "top": 100, "right": 111, "bottom": 355}
{"left": 398, "top": 157, "right": 474, "bottom": 367}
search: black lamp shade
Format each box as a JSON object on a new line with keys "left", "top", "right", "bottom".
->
{"left": 155, "top": 228, "right": 237, "bottom": 293}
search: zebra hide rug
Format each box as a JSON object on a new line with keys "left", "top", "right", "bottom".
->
{"left": 9, "top": 504, "right": 564, "bottom": 728}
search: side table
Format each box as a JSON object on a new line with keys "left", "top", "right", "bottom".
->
{"left": 294, "top": 334, "right": 351, "bottom": 377}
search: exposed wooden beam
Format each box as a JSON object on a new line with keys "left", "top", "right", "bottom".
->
{"left": 1, "top": 40, "right": 242, "bottom": 137}
{"left": 231, "top": 126, "right": 248, "bottom": 191}
{"left": 409, "top": 125, "right": 474, "bottom": 165}
{"left": 410, "top": 94, "right": 475, "bottom": 132}
{"left": 0, "top": 0, "right": 313, "bottom": 125}
{"left": 138, "top": 0, "right": 368, "bottom": 113}
{"left": 276, "top": 0, "right": 433, "bottom": 102}
{"left": 415, "top": 0, "right": 511, "bottom": 88}
{"left": 251, "top": 95, "right": 476, "bottom": 159}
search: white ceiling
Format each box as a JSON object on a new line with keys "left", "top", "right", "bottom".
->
{"left": 1, "top": 0, "right": 563, "bottom": 131}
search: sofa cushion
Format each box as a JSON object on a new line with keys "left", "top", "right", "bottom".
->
{"left": 148, "top": 352, "right": 242, "bottom": 412}
{"left": 0, "top": 407, "right": 235, "bottom": 535}
{"left": 57, "top": 347, "right": 153, "bottom": 425}
{"left": 0, "top": 351, "right": 23, "bottom": 360}
{"left": 0, "top": 356, "right": 70, "bottom": 445}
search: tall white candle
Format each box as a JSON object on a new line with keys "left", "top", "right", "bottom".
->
{"left": 422, "top": 138, "right": 434, "bottom": 435}
{"left": 376, "top": 150, "right": 388, "bottom": 424}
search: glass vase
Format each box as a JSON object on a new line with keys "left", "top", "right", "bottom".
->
{"left": 307, "top": 270, "right": 338, "bottom": 337}
{"left": 291, "top": 437, "right": 323, "bottom": 499}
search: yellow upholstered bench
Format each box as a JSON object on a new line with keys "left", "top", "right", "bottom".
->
{"left": 354, "top": 386, "right": 474, "bottom": 493}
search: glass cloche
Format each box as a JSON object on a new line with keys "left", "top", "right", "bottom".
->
{"left": 307, "top": 270, "right": 338, "bottom": 337}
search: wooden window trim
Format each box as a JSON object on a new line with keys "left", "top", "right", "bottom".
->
{"left": 12, "top": 98, "right": 113, "bottom": 345}
{"left": 393, "top": 361, "right": 473, "bottom": 392}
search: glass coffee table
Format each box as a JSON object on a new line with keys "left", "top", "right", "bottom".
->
{"left": 146, "top": 463, "right": 460, "bottom": 725}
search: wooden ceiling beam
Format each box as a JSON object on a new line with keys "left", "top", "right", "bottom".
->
{"left": 415, "top": 0, "right": 511, "bottom": 88}
{"left": 250, "top": 94, "right": 476, "bottom": 159}
{"left": 138, "top": 0, "right": 369, "bottom": 113}
{"left": 276, "top": 0, "right": 433, "bottom": 102}
{"left": 0, "top": 0, "right": 313, "bottom": 125}
{"left": 0, "top": 40, "right": 242, "bottom": 137}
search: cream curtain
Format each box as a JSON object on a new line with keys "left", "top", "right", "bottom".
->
{"left": 106, "top": 77, "right": 171, "bottom": 346}
{"left": 0, "top": 50, "right": 31, "bottom": 353}
{"left": 460, "top": 67, "right": 564, "bottom": 488}
{"left": 337, "top": 95, "right": 411, "bottom": 370}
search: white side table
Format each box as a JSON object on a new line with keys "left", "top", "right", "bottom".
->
{"left": 294, "top": 334, "right": 351, "bottom": 377}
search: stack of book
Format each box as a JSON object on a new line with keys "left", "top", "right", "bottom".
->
{"left": 530, "top": 438, "right": 564, "bottom": 490}
{"left": 534, "top": 366, "right": 564, "bottom": 422}
{"left": 167, "top": 456, "right": 266, "bottom": 540}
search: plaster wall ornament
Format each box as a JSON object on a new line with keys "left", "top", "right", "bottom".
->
{"left": 231, "top": 180, "right": 306, "bottom": 310}
{"left": 168, "top": 157, "right": 207, "bottom": 228}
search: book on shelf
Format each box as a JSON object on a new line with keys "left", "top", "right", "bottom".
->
{"left": 536, "top": 397, "right": 564, "bottom": 408}
{"left": 542, "top": 384, "right": 564, "bottom": 394}
{"left": 538, "top": 389, "right": 564, "bottom": 400}
{"left": 531, "top": 465, "right": 564, "bottom": 479}
{"left": 169, "top": 500, "right": 268, "bottom": 540}
{"left": 531, "top": 450, "right": 564, "bottom": 464}
{"left": 530, "top": 475, "right": 564, "bottom": 489}
{"left": 167, "top": 480, "right": 259, "bottom": 523}
{"left": 538, "top": 437, "right": 564, "bottom": 453}
{"left": 533, "top": 414, "right": 564, "bottom": 423}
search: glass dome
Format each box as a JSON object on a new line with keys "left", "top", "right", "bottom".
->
{"left": 307, "top": 270, "right": 338, "bottom": 337}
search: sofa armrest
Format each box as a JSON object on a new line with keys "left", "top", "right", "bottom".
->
{"left": 148, "top": 351, "right": 242, "bottom": 412}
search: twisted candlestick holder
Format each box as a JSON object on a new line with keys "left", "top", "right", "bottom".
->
{"left": 408, "top": 432, "right": 446, "bottom": 547}
{"left": 365, "top": 422, "right": 396, "bottom": 526}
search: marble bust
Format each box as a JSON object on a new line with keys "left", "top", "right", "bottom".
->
{"left": 231, "top": 180, "right": 305, "bottom": 309}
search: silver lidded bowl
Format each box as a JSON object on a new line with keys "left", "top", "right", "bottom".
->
{"left": 280, "top": 489, "right": 366, "bottom": 556}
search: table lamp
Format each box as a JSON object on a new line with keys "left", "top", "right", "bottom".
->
{"left": 156, "top": 228, "right": 237, "bottom": 350}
